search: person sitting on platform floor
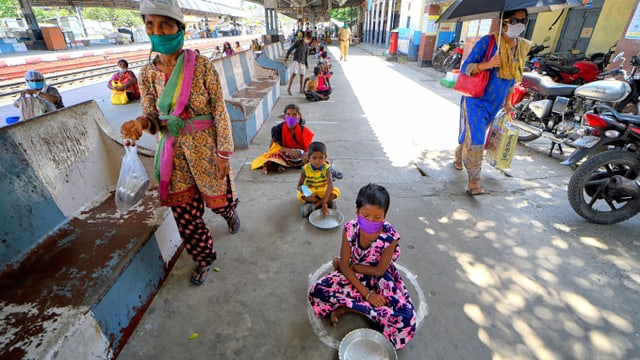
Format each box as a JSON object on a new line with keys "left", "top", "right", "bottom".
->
{"left": 107, "top": 59, "right": 140, "bottom": 101}
{"left": 211, "top": 45, "right": 223, "bottom": 59}
{"left": 297, "top": 141, "right": 340, "bottom": 217}
{"left": 251, "top": 103, "right": 314, "bottom": 174}
{"left": 222, "top": 41, "right": 234, "bottom": 57}
{"left": 308, "top": 183, "right": 416, "bottom": 350}
{"left": 304, "top": 66, "right": 331, "bottom": 102}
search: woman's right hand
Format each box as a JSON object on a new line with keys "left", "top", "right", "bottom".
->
{"left": 120, "top": 118, "right": 148, "bottom": 146}
{"left": 484, "top": 55, "right": 501, "bottom": 69}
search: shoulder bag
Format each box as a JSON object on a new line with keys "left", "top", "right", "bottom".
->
{"left": 454, "top": 35, "right": 495, "bottom": 98}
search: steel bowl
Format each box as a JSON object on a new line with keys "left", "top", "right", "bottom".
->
{"left": 308, "top": 208, "right": 344, "bottom": 230}
{"left": 338, "top": 328, "right": 397, "bottom": 360}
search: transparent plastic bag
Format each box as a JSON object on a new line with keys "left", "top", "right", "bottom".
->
{"left": 115, "top": 144, "right": 150, "bottom": 213}
{"left": 18, "top": 94, "right": 48, "bottom": 120}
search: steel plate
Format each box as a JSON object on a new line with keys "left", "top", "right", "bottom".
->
{"left": 308, "top": 208, "right": 344, "bottom": 230}
{"left": 338, "top": 328, "right": 397, "bottom": 360}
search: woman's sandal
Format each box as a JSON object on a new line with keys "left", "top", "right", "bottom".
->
{"left": 227, "top": 214, "right": 241, "bottom": 234}
{"left": 453, "top": 161, "right": 464, "bottom": 171}
{"left": 466, "top": 186, "right": 487, "bottom": 196}
{"left": 191, "top": 265, "right": 210, "bottom": 286}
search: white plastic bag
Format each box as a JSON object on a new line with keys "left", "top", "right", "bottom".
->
{"left": 115, "top": 144, "right": 150, "bottom": 213}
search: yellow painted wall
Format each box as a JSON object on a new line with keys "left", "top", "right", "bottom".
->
{"left": 529, "top": 1, "right": 634, "bottom": 55}
{"left": 529, "top": 10, "right": 567, "bottom": 54}
{"left": 587, "top": 0, "right": 635, "bottom": 54}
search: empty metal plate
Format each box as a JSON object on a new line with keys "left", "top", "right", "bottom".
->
{"left": 338, "top": 328, "right": 397, "bottom": 360}
{"left": 308, "top": 208, "right": 344, "bottom": 230}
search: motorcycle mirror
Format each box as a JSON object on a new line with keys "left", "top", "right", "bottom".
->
{"left": 612, "top": 52, "right": 624, "bottom": 63}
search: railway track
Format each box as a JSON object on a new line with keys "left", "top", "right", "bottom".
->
{"left": 0, "top": 39, "right": 252, "bottom": 105}
{"left": 0, "top": 60, "right": 147, "bottom": 105}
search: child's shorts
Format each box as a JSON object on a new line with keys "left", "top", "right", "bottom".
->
{"left": 292, "top": 61, "right": 307, "bottom": 74}
{"left": 297, "top": 186, "right": 341, "bottom": 202}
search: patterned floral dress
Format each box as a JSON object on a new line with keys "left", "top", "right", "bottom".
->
{"left": 138, "top": 54, "right": 235, "bottom": 208}
{"left": 308, "top": 220, "right": 417, "bottom": 350}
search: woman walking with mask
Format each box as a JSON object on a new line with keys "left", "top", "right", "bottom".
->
{"left": 120, "top": 0, "right": 240, "bottom": 286}
{"left": 454, "top": 9, "right": 530, "bottom": 195}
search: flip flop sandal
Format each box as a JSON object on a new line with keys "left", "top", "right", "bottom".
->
{"left": 453, "top": 161, "right": 464, "bottom": 171}
{"left": 191, "top": 266, "right": 210, "bottom": 286}
{"left": 330, "top": 167, "right": 344, "bottom": 180}
{"left": 466, "top": 187, "right": 488, "bottom": 196}
{"left": 227, "top": 214, "right": 241, "bottom": 234}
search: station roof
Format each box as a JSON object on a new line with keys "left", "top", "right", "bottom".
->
{"left": 24, "top": 0, "right": 361, "bottom": 22}
{"left": 26, "top": 0, "right": 251, "bottom": 18}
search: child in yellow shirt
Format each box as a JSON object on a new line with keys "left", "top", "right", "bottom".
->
{"left": 297, "top": 141, "right": 340, "bottom": 217}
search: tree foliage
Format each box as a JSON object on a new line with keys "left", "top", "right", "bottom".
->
{"left": 0, "top": 0, "right": 19, "bottom": 18}
{"left": 0, "top": 1, "right": 142, "bottom": 27}
{"left": 330, "top": 7, "right": 357, "bottom": 22}
{"left": 82, "top": 7, "right": 143, "bottom": 27}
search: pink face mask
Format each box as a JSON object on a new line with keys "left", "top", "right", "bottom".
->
{"left": 284, "top": 116, "right": 298, "bottom": 127}
{"left": 357, "top": 214, "right": 384, "bottom": 234}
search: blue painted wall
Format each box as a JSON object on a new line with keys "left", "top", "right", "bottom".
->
{"left": 0, "top": 132, "right": 65, "bottom": 271}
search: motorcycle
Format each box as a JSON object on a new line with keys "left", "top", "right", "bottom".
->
{"left": 567, "top": 147, "right": 640, "bottom": 224}
{"left": 524, "top": 42, "right": 550, "bottom": 72}
{"left": 562, "top": 104, "right": 640, "bottom": 169}
{"left": 530, "top": 44, "right": 616, "bottom": 85}
{"left": 559, "top": 54, "right": 640, "bottom": 166}
{"left": 589, "top": 43, "right": 618, "bottom": 72}
{"left": 512, "top": 52, "right": 632, "bottom": 154}
{"left": 432, "top": 40, "right": 464, "bottom": 73}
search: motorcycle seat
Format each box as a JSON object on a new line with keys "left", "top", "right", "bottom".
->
{"left": 617, "top": 113, "right": 640, "bottom": 125}
{"left": 522, "top": 72, "right": 578, "bottom": 96}
{"left": 538, "top": 77, "right": 578, "bottom": 96}
{"left": 597, "top": 106, "right": 640, "bottom": 125}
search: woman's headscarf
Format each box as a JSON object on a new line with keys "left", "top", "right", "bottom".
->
{"left": 24, "top": 70, "right": 49, "bottom": 92}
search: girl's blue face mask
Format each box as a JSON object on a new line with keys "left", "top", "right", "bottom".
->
{"left": 27, "top": 81, "right": 44, "bottom": 90}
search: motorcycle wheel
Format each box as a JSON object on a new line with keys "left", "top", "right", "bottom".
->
{"left": 432, "top": 50, "right": 447, "bottom": 72}
{"left": 512, "top": 100, "right": 543, "bottom": 142}
{"left": 442, "top": 53, "right": 460, "bottom": 73}
{"left": 567, "top": 150, "right": 640, "bottom": 224}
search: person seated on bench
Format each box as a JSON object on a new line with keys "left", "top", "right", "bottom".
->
{"left": 107, "top": 59, "right": 141, "bottom": 101}
{"left": 120, "top": 0, "right": 241, "bottom": 286}
{"left": 304, "top": 66, "right": 331, "bottom": 102}
{"left": 251, "top": 103, "right": 314, "bottom": 174}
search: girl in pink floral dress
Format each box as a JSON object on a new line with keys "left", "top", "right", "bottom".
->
{"left": 308, "top": 183, "right": 416, "bottom": 350}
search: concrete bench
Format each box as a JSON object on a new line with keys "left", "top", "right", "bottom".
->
{"left": 212, "top": 50, "right": 280, "bottom": 148}
{"left": 255, "top": 41, "right": 294, "bottom": 85}
{"left": 0, "top": 101, "right": 181, "bottom": 359}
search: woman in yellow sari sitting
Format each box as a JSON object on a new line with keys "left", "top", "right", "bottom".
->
{"left": 252, "top": 104, "right": 314, "bottom": 174}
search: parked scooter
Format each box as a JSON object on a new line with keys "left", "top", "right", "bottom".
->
{"left": 512, "top": 53, "right": 632, "bottom": 154}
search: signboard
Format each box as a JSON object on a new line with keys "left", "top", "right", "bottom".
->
{"left": 396, "top": 28, "right": 410, "bottom": 54}
{"left": 580, "top": 27, "right": 593, "bottom": 38}
{"left": 626, "top": 4, "right": 640, "bottom": 39}
{"left": 422, "top": 15, "right": 438, "bottom": 35}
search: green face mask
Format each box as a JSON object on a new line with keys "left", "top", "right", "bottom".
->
{"left": 149, "top": 30, "right": 184, "bottom": 54}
